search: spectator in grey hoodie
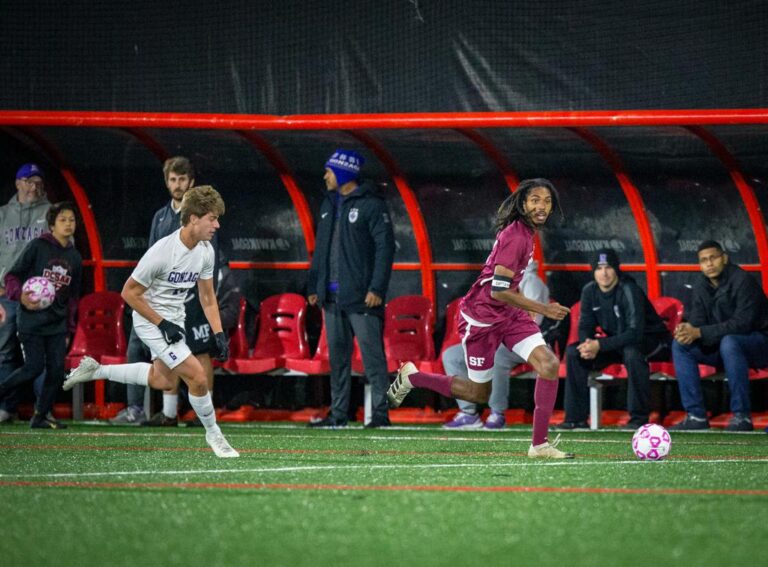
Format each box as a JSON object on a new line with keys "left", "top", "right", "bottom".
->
{"left": 0, "top": 164, "right": 50, "bottom": 423}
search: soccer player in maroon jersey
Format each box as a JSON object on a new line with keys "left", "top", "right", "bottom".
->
{"left": 388, "top": 179, "right": 574, "bottom": 458}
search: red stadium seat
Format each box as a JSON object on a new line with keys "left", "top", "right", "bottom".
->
{"left": 353, "top": 295, "right": 435, "bottom": 374}
{"left": 65, "top": 291, "right": 127, "bottom": 369}
{"left": 418, "top": 297, "right": 462, "bottom": 374}
{"left": 214, "top": 297, "right": 248, "bottom": 369}
{"left": 227, "top": 293, "right": 310, "bottom": 374}
{"left": 284, "top": 310, "right": 332, "bottom": 375}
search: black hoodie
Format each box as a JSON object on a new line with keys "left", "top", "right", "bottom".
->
{"left": 578, "top": 274, "right": 669, "bottom": 352}
{"left": 4, "top": 233, "right": 82, "bottom": 336}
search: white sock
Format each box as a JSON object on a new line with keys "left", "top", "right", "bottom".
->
{"left": 162, "top": 394, "right": 178, "bottom": 419}
{"left": 188, "top": 392, "right": 221, "bottom": 435}
{"left": 101, "top": 363, "right": 150, "bottom": 386}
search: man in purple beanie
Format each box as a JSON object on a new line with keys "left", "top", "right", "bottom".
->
{"left": 307, "top": 149, "right": 395, "bottom": 428}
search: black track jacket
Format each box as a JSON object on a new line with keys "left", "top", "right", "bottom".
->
{"left": 688, "top": 263, "right": 768, "bottom": 347}
{"left": 308, "top": 180, "right": 395, "bottom": 315}
{"left": 578, "top": 275, "right": 668, "bottom": 352}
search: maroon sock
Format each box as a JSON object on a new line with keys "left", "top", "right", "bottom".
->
{"left": 409, "top": 370, "right": 454, "bottom": 398}
{"left": 532, "top": 377, "right": 558, "bottom": 446}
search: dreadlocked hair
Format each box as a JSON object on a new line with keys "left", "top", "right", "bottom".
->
{"left": 493, "top": 178, "right": 561, "bottom": 233}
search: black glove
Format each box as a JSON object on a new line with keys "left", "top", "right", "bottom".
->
{"left": 214, "top": 331, "right": 230, "bottom": 362}
{"left": 158, "top": 319, "right": 185, "bottom": 344}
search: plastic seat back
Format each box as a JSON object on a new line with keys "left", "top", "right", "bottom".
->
{"left": 251, "top": 293, "right": 310, "bottom": 359}
{"left": 228, "top": 297, "right": 249, "bottom": 359}
{"left": 566, "top": 301, "right": 581, "bottom": 346}
{"left": 312, "top": 315, "right": 330, "bottom": 361}
{"left": 68, "top": 291, "right": 126, "bottom": 358}
{"left": 439, "top": 298, "right": 463, "bottom": 355}
{"left": 384, "top": 295, "right": 435, "bottom": 362}
{"left": 651, "top": 296, "right": 684, "bottom": 334}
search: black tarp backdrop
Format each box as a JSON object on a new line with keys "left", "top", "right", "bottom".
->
{"left": 1, "top": 0, "right": 766, "bottom": 312}
{"left": 1, "top": 1, "right": 767, "bottom": 113}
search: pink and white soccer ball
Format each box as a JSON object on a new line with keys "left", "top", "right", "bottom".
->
{"left": 22, "top": 277, "right": 56, "bottom": 309}
{"left": 632, "top": 423, "right": 672, "bottom": 461}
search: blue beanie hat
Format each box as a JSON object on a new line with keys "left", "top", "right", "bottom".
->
{"left": 16, "top": 163, "right": 44, "bottom": 180}
{"left": 325, "top": 149, "right": 365, "bottom": 187}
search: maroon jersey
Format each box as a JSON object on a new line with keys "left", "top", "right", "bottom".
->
{"left": 460, "top": 220, "right": 534, "bottom": 325}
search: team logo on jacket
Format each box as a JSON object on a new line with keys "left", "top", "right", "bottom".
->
{"left": 348, "top": 208, "right": 359, "bottom": 223}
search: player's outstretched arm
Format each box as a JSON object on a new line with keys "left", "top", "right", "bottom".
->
{"left": 122, "top": 277, "right": 185, "bottom": 344}
{"left": 490, "top": 264, "right": 569, "bottom": 321}
{"left": 121, "top": 277, "right": 162, "bottom": 325}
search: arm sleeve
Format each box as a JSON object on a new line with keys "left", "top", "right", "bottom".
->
{"left": 687, "top": 284, "right": 709, "bottom": 328}
{"left": 130, "top": 245, "right": 165, "bottom": 288}
{"left": 519, "top": 272, "right": 549, "bottom": 325}
{"left": 148, "top": 209, "right": 163, "bottom": 247}
{"left": 4, "top": 240, "right": 37, "bottom": 300}
{"left": 699, "top": 275, "right": 765, "bottom": 345}
{"left": 199, "top": 245, "right": 215, "bottom": 281}
{"left": 597, "top": 283, "right": 645, "bottom": 352}
{"left": 367, "top": 201, "right": 395, "bottom": 296}
{"left": 577, "top": 286, "right": 598, "bottom": 343}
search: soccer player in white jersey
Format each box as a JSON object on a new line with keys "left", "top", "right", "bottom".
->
{"left": 64, "top": 186, "right": 238, "bottom": 458}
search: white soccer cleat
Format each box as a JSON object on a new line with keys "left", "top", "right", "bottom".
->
{"left": 206, "top": 431, "right": 240, "bottom": 458}
{"left": 62, "top": 356, "right": 101, "bottom": 391}
{"left": 387, "top": 361, "right": 417, "bottom": 408}
{"left": 528, "top": 434, "right": 575, "bottom": 459}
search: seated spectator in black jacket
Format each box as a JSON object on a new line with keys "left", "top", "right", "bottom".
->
{"left": 671, "top": 240, "right": 768, "bottom": 432}
{"left": 558, "top": 250, "right": 670, "bottom": 430}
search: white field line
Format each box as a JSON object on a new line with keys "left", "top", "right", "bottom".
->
{"left": 2, "top": 458, "right": 768, "bottom": 480}
{"left": 0, "top": 429, "right": 760, "bottom": 446}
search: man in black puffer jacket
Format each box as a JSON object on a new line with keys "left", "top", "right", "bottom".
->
{"left": 307, "top": 149, "right": 395, "bottom": 428}
{"left": 671, "top": 240, "right": 768, "bottom": 432}
{"left": 559, "top": 249, "right": 670, "bottom": 430}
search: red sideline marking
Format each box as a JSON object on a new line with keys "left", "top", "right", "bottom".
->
{"left": 1, "top": 480, "right": 767, "bottom": 496}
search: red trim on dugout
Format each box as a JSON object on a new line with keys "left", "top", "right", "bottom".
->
{"left": 236, "top": 131, "right": 316, "bottom": 256}
{"left": 2, "top": 109, "right": 768, "bottom": 129}
{"left": 121, "top": 128, "right": 170, "bottom": 161}
{"left": 15, "top": 127, "right": 107, "bottom": 293}
{"left": 348, "top": 130, "right": 436, "bottom": 305}
{"left": 570, "top": 128, "right": 661, "bottom": 298}
{"left": 686, "top": 126, "right": 768, "bottom": 292}
{"left": 456, "top": 128, "right": 547, "bottom": 283}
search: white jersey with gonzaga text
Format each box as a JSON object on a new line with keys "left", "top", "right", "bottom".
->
{"left": 130, "top": 228, "right": 214, "bottom": 325}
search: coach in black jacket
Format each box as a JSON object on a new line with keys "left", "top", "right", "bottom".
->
{"left": 307, "top": 149, "right": 395, "bottom": 428}
{"left": 671, "top": 240, "right": 768, "bottom": 432}
{"left": 559, "top": 249, "right": 670, "bottom": 430}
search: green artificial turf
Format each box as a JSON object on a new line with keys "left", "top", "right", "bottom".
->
{"left": 1, "top": 424, "right": 766, "bottom": 567}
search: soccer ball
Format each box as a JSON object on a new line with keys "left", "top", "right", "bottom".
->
{"left": 632, "top": 423, "right": 671, "bottom": 461}
{"left": 22, "top": 276, "right": 57, "bottom": 309}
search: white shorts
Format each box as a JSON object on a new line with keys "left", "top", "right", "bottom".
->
{"left": 132, "top": 313, "right": 192, "bottom": 370}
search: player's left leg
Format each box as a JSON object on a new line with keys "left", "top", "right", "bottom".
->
{"left": 158, "top": 355, "right": 238, "bottom": 458}
{"left": 523, "top": 342, "right": 574, "bottom": 459}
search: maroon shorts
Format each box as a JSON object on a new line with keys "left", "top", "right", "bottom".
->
{"left": 458, "top": 308, "right": 545, "bottom": 382}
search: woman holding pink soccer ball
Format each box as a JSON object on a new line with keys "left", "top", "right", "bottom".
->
{"left": 0, "top": 202, "right": 82, "bottom": 429}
